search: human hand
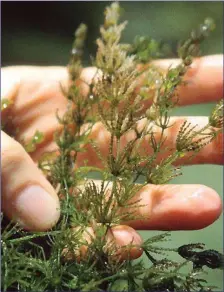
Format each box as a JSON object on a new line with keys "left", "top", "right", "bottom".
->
{"left": 1, "top": 54, "right": 223, "bottom": 260}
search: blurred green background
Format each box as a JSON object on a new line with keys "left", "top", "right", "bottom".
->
{"left": 2, "top": 1, "right": 223, "bottom": 290}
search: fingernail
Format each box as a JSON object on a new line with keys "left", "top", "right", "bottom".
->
{"left": 14, "top": 185, "right": 60, "bottom": 231}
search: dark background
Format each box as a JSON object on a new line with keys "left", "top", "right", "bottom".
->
{"left": 1, "top": 1, "right": 223, "bottom": 289}
{"left": 1, "top": 1, "right": 223, "bottom": 66}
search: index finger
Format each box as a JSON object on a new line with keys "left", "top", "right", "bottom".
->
{"left": 1, "top": 55, "right": 223, "bottom": 146}
{"left": 151, "top": 54, "right": 223, "bottom": 106}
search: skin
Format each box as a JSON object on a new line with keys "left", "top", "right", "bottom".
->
{"left": 1, "top": 54, "right": 223, "bottom": 260}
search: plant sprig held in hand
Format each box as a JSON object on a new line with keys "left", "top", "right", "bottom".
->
{"left": 1, "top": 2, "right": 223, "bottom": 292}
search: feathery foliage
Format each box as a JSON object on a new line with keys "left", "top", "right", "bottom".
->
{"left": 1, "top": 3, "right": 223, "bottom": 291}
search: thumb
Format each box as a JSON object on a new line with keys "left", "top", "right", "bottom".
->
{"left": 1, "top": 130, "right": 60, "bottom": 231}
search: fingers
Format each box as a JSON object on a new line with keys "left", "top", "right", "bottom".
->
{"left": 1, "top": 69, "right": 20, "bottom": 123}
{"left": 82, "top": 55, "right": 223, "bottom": 106}
{"left": 32, "top": 116, "right": 223, "bottom": 166}
{"left": 63, "top": 182, "right": 221, "bottom": 261}
{"left": 1, "top": 55, "right": 222, "bottom": 156}
{"left": 74, "top": 116, "right": 223, "bottom": 168}
{"left": 1, "top": 66, "right": 95, "bottom": 149}
{"left": 80, "top": 180, "right": 221, "bottom": 231}
{"left": 106, "top": 225, "right": 143, "bottom": 260}
{"left": 63, "top": 225, "right": 143, "bottom": 262}
{"left": 2, "top": 55, "right": 223, "bottom": 138}
{"left": 1, "top": 131, "right": 60, "bottom": 231}
{"left": 1, "top": 66, "right": 69, "bottom": 143}
{"left": 125, "top": 184, "right": 222, "bottom": 230}
{"left": 151, "top": 54, "right": 223, "bottom": 105}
